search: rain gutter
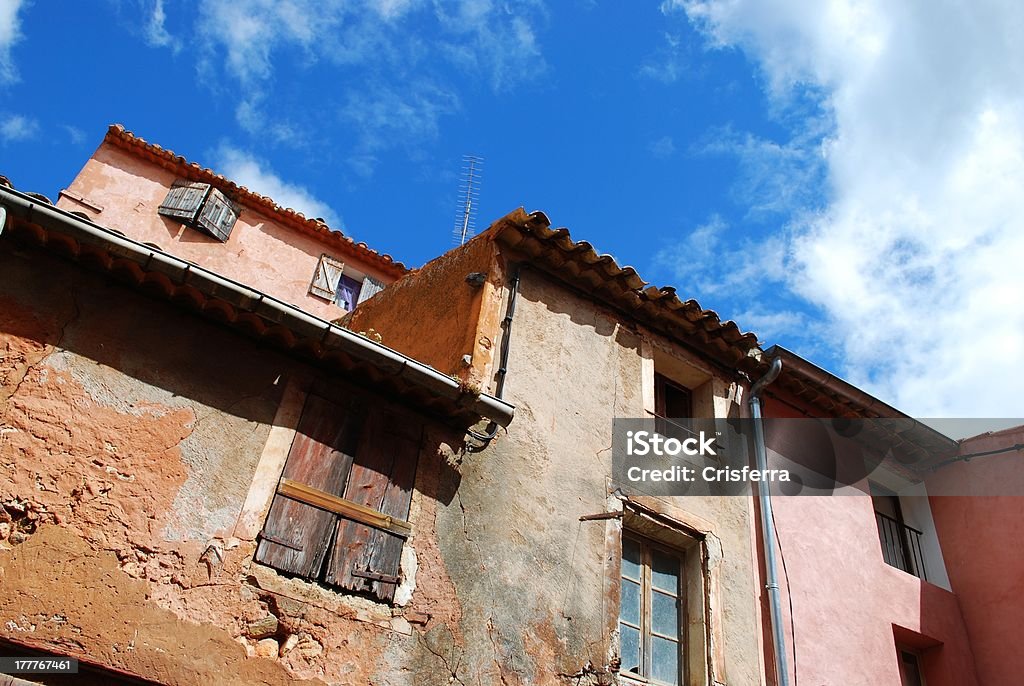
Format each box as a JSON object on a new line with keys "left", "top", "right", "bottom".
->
{"left": 0, "top": 185, "right": 514, "bottom": 428}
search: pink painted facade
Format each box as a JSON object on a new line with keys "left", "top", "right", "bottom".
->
{"left": 927, "top": 426, "right": 1024, "bottom": 685}
{"left": 761, "top": 391, "right": 1024, "bottom": 685}
{"left": 55, "top": 126, "right": 406, "bottom": 322}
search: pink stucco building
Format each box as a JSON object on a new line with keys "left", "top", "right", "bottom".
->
{"left": 760, "top": 346, "right": 1024, "bottom": 686}
{"left": 55, "top": 125, "right": 407, "bottom": 322}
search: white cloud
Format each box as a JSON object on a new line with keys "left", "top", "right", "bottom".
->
{"left": 341, "top": 82, "right": 460, "bottom": 174}
{"left": 196, "top": 0, "right": 323, "bottom": 83}
{"left": 61, "top": 124, "right": 86, "bottom": 145}
{"left": 638, "top": 31, "right": 688, "bottom": 83}
{"left": 650, "top": 135, "right": 676, "bottom": 159}
{"left": 655, "top": 214, "right": 788, "bottom": 299}
{"left": 0, "top": 0, "right": 26, "bottom": 84}
{"left": 435, "top": 0, "right": 548, "bottom": 92}
{"left": 674, "top": 0, "right": 1024, "bottom": 417}
{"left": 183, "top": 0, "right": 545, "bottom": 152}
{"left": 0, "top": 114, "right": 38, "bottom": 142}
{"left": 145, "top": 0, "right": 179, "bottom": 52}
{"left": 701, "top": 122, "right": 829, "bottom": 219}
{"left": 214, "top": 144, "right": 341, "bottom": 227}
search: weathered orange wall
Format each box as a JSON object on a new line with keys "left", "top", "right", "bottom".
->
{"left": 761, "top": 397, "right": 979, "bottom": 685}
{"left": 346, "top": 233, "right": 501, "bottom": 387}
{"left": 927, "top": 426, "right": 1024, "bottom": 685}
{"left": 0, "top": 246, "right": 470, "bottom": 685}
{"left": 353, "top": 251, "right": 770, "bottom": 684}
{"left": 55, "top": 143, "right": 393, "bottom": 321}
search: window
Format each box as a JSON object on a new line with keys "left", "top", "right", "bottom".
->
{"left": 898, "top": 649, "right": 924, "bottom": 686}
{"left": 654, "top": 373, "right": 692, "bottom": 419}
{"left": 157, "top": 179, "right": 241, "bottom": 242}
{"left": 309, "top": 253, "right": 386, "bottom": 310}
{"left": 654, "top": 373, "right": 694, "bottom": 444}
{"left": 619, "top": 534, "right": 685, "bottom": 685}
{"left": 871, "top": 486, "right": 928, "bottom": 580}
{"left": 254, "top": 390, "right": 423, "bottom": 602}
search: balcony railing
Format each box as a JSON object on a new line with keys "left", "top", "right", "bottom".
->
{"left": 875, "top": 511, "right": 928, "bottom": 581}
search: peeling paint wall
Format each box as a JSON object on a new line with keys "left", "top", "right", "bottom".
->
{"left": 354, "top": 258, "right": 767, "bottom": 684}
{"left": 3, "top": 225, "right": 764, "bottom": 683}
{"left": 0, "top": 246, "right": 476, "bottom": 685}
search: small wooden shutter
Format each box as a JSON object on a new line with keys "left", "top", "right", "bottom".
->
{"left": 255, "top": 394, "right": 366, "bottom": 577}
{"left": 158, "top": 180, "right": 210, "bottom": 223}
{"left": 356, "top": 275, "right": 386, "bottom": 305}
{"left": 325, "top": 404, "right": 423, "bottom": 602}
{"left": 196, "top": 188, "right": 241, "bottom": 242}
{"left": 309, "top": 254, "right": 345, "bottom": 300}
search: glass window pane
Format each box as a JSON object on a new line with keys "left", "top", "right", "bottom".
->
{"left": 622, "top": 537, "right": 641, "bottom": 580}
{"left": 619, "top": 578, "right": 641, "bottom": 626}
{"left": 651, "top": 635, "right": 680, "bottom": 685}
{"left": 619, "top": 623, "right": 641, "bottom": 675}
{"left": 652, "top": 550, "right": 680, "bottom": 593}
{"left": 652, "top": 590, "right": 679, "bottom": 638}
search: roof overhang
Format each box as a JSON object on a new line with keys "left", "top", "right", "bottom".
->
{"left": 101, "top": 124, "right": 409, "bottom": 279}
{"left": 0, "top": 184, "right": 513, "bottom": 430}
{"left": 763, "top": 345, "right": 957, "bottom": 469}
{"left": 486, "top": 208, "right": 762, "bottom": 373}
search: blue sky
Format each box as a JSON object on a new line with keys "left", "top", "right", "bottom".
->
{"left": 2, "top": 1, "right": 1022, "bottom": 419}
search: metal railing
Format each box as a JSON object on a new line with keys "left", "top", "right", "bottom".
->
{"left": 875, "top": 511, "right": 928, "bottom": 581}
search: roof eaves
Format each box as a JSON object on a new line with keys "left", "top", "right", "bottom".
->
{"left": 102, "top": 124, "right": 409, "bottom": 279}
{"left": 487, "top": 208, "right": 761, "bottom": 372}
{"left": 0, "top": 183, "right": 512, "bottom": 429}
{"left": 763, "top": 345, "right": 958, "bottom": 462}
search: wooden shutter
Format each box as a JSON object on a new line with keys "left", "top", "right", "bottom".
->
{"left": 255, "top": 393, "right": 366, "bottom": 577}
{"left": 309, "top": 254, "right": 345, "bottom": 300}
{"left": 157, "top": 180, "right": 210, "bottom": 223}
{"left": 196, "top": 188, "right": 241, "bottom": 242}
{"left": 325, "top": 403, "right": 423, "bottom": 602}
{"left": 356, "top": 275, "right": 386, "bottom": 305}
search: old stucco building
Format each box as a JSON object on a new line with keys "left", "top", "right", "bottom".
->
{"left": 2, "top": 126, "right": 1022, "bottom": 685}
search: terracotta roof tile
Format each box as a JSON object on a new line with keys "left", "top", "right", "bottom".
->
{"left": 103, "top": 124, "right": 408, "bottom": 278}
{"left": 486, "top": 208, "right": 761, "bottom": 371}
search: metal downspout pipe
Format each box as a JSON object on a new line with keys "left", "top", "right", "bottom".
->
{"left": 466, "top": 262, "right": 521, "bottom": 445}
{"left": 749, "top": 357, "right": 789, "bottom": 686}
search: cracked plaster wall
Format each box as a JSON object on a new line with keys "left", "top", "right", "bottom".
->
{"left": 1, "top": 238, "right": 766, "bottom": 685}
{"left": 368, "top": 266, "right": 766, "bottom": 684}
{"left": 0, "top": 248, "right": 468, "bottom": 685}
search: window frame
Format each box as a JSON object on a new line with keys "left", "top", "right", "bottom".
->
{"left": 897, "top": 648, "right": 926, "bottom": 686}
{"left": 654, "top": 373, "right": 693, "bottom": 420}
{"left": 308, "top": 254, "right": 387, "bottom": 310}
{"left": 619, "top": 532, "right": 688, "bottom": 686}
{"left": 870, "top": 484, "right": 929, "bottom": 580}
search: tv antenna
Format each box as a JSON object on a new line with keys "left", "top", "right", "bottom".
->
{"left": 453, "top": 155, "right": 484, "bottom": 245}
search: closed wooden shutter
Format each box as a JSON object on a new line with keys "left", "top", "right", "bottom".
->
{"left": 325, "top": 405, "right": 423, "bottom": 602}
{"left": 256, "top": 393, "right": 423, "bottom": 603}
{"left": 196, "top": 188, "right": 241, "bottom": 242}
{"left": 356, "top": 275, "right": 386, "bottom": 304}
{"left": 157, "top": 180, "right": 210, "bottom": 223}
{"left": 255, "top": 393, "right": 366, "bottom": 577}
{"left": 309, "top": 254, "right": 345, "bottom": 300}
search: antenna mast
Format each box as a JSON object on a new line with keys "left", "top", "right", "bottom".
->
{"left": 453, "top": 155, "right": 484, "bottom": 246}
